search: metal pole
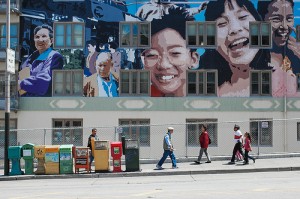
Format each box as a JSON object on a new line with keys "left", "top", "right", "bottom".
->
{"left": 4, "top": 0, "right": 11, "bottom": 176}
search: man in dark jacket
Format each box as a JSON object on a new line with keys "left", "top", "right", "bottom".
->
{"left": 87, "top": 128, "right": 98, "bottom": 165}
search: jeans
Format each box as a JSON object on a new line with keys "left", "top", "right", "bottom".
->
{"left": 197, "top": 148, "right": 211, "bottom": 162}
{"left": 157, "top": 150, "right": 177, "bottom": 167}
{"left": 231, "top": 142, "right": 244, "bottom": 162}
{"left": 90, "top": 154, "right": 94, "bottom": 165}
{"left": 244, "top": 150, "right": 255, "bottom": 163}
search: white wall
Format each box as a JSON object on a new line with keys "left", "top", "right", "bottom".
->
{"left": 15, "top": 110, "right": 296, "bottom": 159}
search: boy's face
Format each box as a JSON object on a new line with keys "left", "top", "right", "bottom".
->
{"left": 143, "top": 28, "right": 198, "bottom": 96}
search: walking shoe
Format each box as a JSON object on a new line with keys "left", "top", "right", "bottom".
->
{"left": 194, "top": 161, "right": 201, "bottom": 164}
{"left": 172, "top": 166, "right": 179, "bottom": 169}
{"left": 228, "top": 161, "right": 235, "bottom": 165}
{"left": 156, "top": 164, "right": 163, "bottom": 170}
{"left": 253, "top": 158, "right": 256, "bottom": 163}
{"left": 205, "top": 161, "right": 211, "bottom": 163}
{"left": 243, "top": 162, "right": 249, "bottom": 165}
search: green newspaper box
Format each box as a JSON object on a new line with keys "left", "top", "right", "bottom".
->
{"left": 22, "top": 143, "right": 35, "bottom": 175}
{"left": 59, "top": 145, "right": 73, "bottom": 174}
{"left": 8, "top": 146, "right": 23, "bottom": 175}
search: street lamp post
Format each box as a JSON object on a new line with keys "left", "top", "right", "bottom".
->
{"left": 4, "top": 0, "right": 11, "bottom": 176}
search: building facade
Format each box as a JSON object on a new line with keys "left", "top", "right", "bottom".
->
{"left": 1, "top": 0, "right": 300, "bottom": 159}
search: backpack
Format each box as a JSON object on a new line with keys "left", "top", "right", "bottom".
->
{"left": 208, "top": 136, "right": 212, "bottom": 145}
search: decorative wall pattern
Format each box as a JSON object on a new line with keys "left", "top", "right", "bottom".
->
{"left": 18, "top": 0, "right": 300, "bottom": 97}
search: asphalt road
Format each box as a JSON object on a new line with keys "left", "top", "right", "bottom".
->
{"left": 1, "top": 171, "right": 300, "bottom": 199}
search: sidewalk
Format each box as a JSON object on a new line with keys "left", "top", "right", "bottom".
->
{"left": 1, "top": 155, "right": 300, "bottom": 181}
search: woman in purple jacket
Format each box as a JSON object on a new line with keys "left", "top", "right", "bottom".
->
{"left": 19, "top": 24, "right": 63, "bottom": 97}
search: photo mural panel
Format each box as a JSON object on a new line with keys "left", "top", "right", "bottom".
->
{"left": 18, "top": 0, "right": 300, "bottom": 97}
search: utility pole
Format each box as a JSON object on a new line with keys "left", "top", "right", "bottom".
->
{"left": 4, "top": 0, "right": 11, "bottom": 176}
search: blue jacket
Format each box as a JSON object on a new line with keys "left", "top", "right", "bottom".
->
{"left": 20, "top": 48, "right": 63, "bottom": 96}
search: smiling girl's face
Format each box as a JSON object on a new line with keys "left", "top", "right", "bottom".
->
{"left": 265, "top": 0, "right": 294, "bottom": 47}
{"left": 143, "top": 28, "right": 198, "bottom": 96}
{"left": 216, "top": 0, "right": 258, "bottom": 67}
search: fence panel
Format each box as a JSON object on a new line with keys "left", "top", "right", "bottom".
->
{"left": 1, "top": 119, "right": 300, "bottom": 166}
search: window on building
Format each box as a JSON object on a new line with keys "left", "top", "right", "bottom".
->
{"left": 119, "top": 70, "right": 150, "bottom": 96}
{"left": 0, "top": 0, "right": 18, "bottom": 10}
{"left": 53, "top": 22, "right": 85, "bottom": 49}
{"left": 250, "top": 22, "right": 271, "bottom": 48}
{"left": 0, "top": 23, "right": 18, "bottom": 49}
{"left": 297, "top": 122, "right": 300, "bottom": 141}
{"left": 251, "top": 70, "right": 271, "bottom": 96}
{"left": 187, "top": 70, "right": 217, "bottom": 95}
{"left": 0, "top": 119, "right": 17, "bottom": 158}
{"left": 52, "top": 119, "right": 83, "bottom": 146}
{"left": 52, "top": 70, "right": 83, "bottom": 96}
{"left": 297, "top": 73, "right": 300, "bottom": 91}
{"left": 186, "top": 119, "right": 217, "bottom": 146}
{"left": 186, "top": 22, "right": 216, "bottom": 48}
{"left": 297, "top": 25, "right": 300, "bottom": 42}
{"left": 119, "top": 119, "right": 150, "bottom": 147}
{"left": 119, "top": 22, "right": 150, "bottom": 48}
{"left": 250, "top": 119, "right": 273, "bottom": 146}
{"left": 0, "top": 72, "right": 17, "bottom": 98}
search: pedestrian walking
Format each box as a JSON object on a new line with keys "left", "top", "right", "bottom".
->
{"left": 156, "top": 127, "right": 178, "bottom": 170}
{"left": 235, "top": 151, "right": 244, "bottom": 162}
{"left": 228, "top": 124, "right": 244, "bottom": 164}
{"left": 243, "top": 132, "right": 256, "bottom": 165}
{"left": 87, "top": 128, "right": 98, "bottom": 165}
{"left": 194, "top": 124, "right": 211, "bottom": 164}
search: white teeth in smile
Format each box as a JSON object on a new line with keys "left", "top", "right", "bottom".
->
{"left": 280, "top": 33, "right": 287, "bottom": 37}
{"left": 159, "top": 75, "right": 175, "bottom": 80}
{"left": 231, "top": 38, "right": 247, "bottom": 46}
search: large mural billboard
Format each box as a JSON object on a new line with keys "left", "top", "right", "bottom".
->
{"left": 18, "top": 0, "right": 300, "bottom": 97}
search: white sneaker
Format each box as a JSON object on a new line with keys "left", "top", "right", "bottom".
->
{"left": 156, "top": 164, "right": 163, "bottom": 170}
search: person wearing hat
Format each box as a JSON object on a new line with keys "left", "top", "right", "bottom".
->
{"left": 87, "top": 128, "right": 98, "bottom": 166}
{"left": 194, "top": 124, "right": 211, "bottom": 164}
{"left": 228, "top": 124, "right": 244, "bottom": 164}
{"left": 156, "top": 127, "right": 178, "bottom": 169}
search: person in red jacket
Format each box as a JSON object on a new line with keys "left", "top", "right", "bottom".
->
{"left": 194, "top": 124, "right": 211, "bottom": 164}
{"left": 243, "top": 132, "right": 256, "bottom": 165}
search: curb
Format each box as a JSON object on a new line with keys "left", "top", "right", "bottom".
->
{"left": 1, "top": 166, "right": 300, "bottom": 181}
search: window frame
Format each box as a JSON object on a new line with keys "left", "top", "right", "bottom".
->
{"left": 186, "top": 21, "right": 217, "bottom": 48}
{"left": 52, "top": 69, "right": 83, "bottom": 96}
{"left": 187, "top": 69, "right": 218, "bottom": 96}
{"left": 119, "top": 22, "right": 151, "bottom": 48}
{"left": 52, "top": 119, "right": 83, "bottom": 146}
{"left": 249, "top": 22, "right": 272, "bottom": 48}
{"left": 119, "top": 119, "right": 150, "bottom": 147}
{"left": 0, "top": 0, "right": 20, "bottom": 11}
{"left": 0, "top": 118, "right": 17, "bottom": 150}
{"left": 297, "top": 122, "right": 300, "bottom": 141}
{"left": 0, "top": 72, "right": 17, "bottom": 98}
{"left": 53, "top": 22, "right": 85, "bottom": 49}
{"left": 119, "top": 69, "right": 150, "bottom": 96}
{"left": 296, "top": 25, "right": 300, "bottom": 42}
{"left": 186, "top": 119, "right": 218, "bottom": 147}
{"left": 250, "top": 119, "right": 273, "bottom": 147}
{"left": 297, "top": 73, "right": 300, "bottom": 92}
{"left": 0, "top": 23, "right": 19, "bottom": 50}
{"left": 250, "top": 70, "right": 272, "bottom": 96}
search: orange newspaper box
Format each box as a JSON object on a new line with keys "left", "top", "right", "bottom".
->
{"left": 73, "top": 146, "right": 90, "bottom": 173}
{"left": 110, "top": 142, "right": 122, "bottom": 172}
